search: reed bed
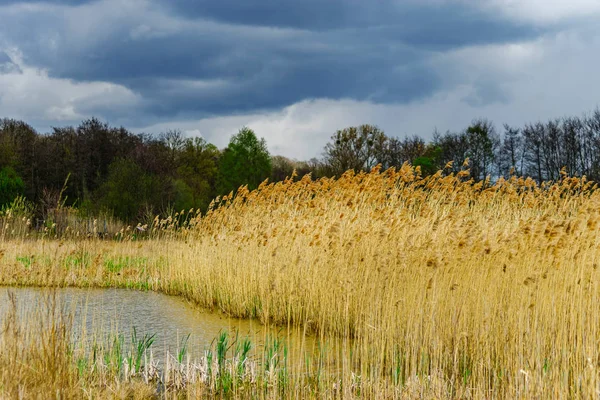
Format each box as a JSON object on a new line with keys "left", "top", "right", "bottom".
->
{"left": 2, "top": 163, "right": 600, "bottom": 398}
{"left": 0, "top": 290, "right": 396, "bottom": 398}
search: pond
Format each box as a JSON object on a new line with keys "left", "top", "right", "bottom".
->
{"left": 0, "top": 287, "right": 318, "bottom": 362}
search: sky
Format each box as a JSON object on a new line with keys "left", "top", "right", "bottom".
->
{"left": 1, "top": 0, "right": 599, "bottom": 160}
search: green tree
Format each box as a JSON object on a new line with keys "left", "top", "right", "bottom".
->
{"left": 412, "top": 145, "right": 442, "bottom": 176}
{"left": 172, "top": 179, "right": 195, "bottom": 212}
{"left": 175, "top": 137, "right": 219, "bottom": 211}
{"left": 97, "top": 159, "right": 150, "bottom": 222}
{"left": 0, "top": 167, "right": 25, "bottom": 207}
{"left": 217, "top": 127, "right": 272, "bottom": 194}
{"left": 0, "top": 119, "right": 38, "bottom": 198}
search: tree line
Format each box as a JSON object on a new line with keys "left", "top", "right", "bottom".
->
{"left": 2, "top": 107, "right": 600, "bottom": 222}
{"left": 320, "top": 109, "right": 600, "bottom": 183}
{"left": 0, "top": 119, "right": 271, "bottom": 222}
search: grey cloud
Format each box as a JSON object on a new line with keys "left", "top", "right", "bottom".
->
{"left": 462, "top": 79, "right": 511, "bottom": 108}
{"left": 0, "top": 51, "right": 21, "bottom": 73}
{"left": 0, "top": 0, "right": 576, "bottom": 143}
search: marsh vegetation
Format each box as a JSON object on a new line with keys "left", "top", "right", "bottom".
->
{"left": 2, "top": 163, "right": 600, "bottom": 398}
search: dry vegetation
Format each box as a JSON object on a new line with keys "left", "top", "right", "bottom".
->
{"left": 2, "top": 162, "right": 600, "bottom": 398}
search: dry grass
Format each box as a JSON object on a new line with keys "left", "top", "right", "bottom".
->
{"left": 2, "top": 163, "right": 600, "bottom": 398}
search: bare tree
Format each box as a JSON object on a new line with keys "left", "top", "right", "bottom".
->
{"left": 465, "top": 118, "right": 499, "bottom": 181}
{"left": 160, "top": 129, "right": 186, "bottom": 166}
{"left": 323, "top": 124, "right": 388, "bottom": 175}
{"left": 497, "top": 124, "right": 524, "bottom": 177}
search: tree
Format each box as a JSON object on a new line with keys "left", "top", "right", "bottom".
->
{"left": 382, "top": 135, "right": 427, "bottom": 170}
{"left": 412, "top": 145, "right": 443, "bottom": 176}
{"left": 497, "top": 124, "right": 524, "bottom": 177}
{"left": 217, "top": 127, "right": 272, "bottom": 194}
{"left": 270, "top": 155, "right": 313, "bottom": 182}
{"left": 176, "top": 137, "right": 219, "bottom": 210}
{"left": 0, "top": 124, "right": 18, "bottom": 168}
{"left": 271, "top": 156, "right": 297, "bottom": 182}
{"left": 432, "top": 129, "right": 470, "bottom": 174}
{"left": 97, "top": 159, "right": 151, "bottom": 222}
{"left": 0, "top": 167, "right": 24, "bottom": 208}
{"left": 582, "top": 109, "right": 600, "bottom": 180}
{"left": 0, "top": 119, "right": 38, "bottom": 198}
{"left": 323, "top": 124, "right": 388, "bottom": 175}
{"left": 465, "top": 119, "right": 499, "bottom": 180}
{"left": 160, "top": 129, "right": 186, "bottom": 167}
{"left": 522, "top": 122, "right": 545, "bottom": 182}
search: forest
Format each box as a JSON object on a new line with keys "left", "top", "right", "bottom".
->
{"left": 2, "top": 107, "right": 600, "bottom": 224}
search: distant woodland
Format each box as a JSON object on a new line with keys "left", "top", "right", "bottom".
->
{"left": 2, "top": 107, "right": 600, "bottom": 223}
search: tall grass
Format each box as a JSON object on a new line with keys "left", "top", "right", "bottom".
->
{"left": 2, "top": 163, "right": 600, "bottom": 397}
{"left": 0, "top": 290, "right": 371, "bottom": 398}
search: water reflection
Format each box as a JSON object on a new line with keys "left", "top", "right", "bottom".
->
{"left": 0, "top": 287, "right": 315, "bottom": 361}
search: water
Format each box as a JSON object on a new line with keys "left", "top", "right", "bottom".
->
{"left": 0, "top": 287, "right": 315, "bottom": 361}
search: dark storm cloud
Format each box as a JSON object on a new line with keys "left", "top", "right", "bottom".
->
{"left": 0, "top": 0, "right": 92, "bottom": 4}
{"left": 158, "top": 1, "right": 542, "bottom": 48}
{"left": 158, "top": 0, "right": 366, "bottom": 30}
{"left": 0, "top": 0, "right": 546, "bottom": 126}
